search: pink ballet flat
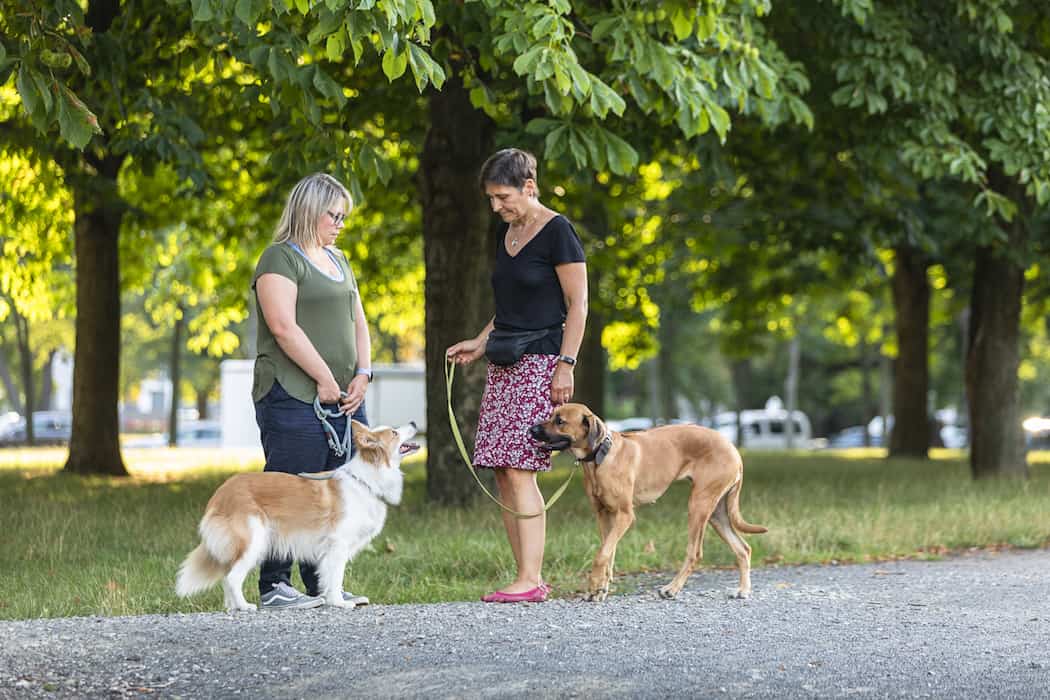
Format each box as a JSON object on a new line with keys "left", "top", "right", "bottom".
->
{"left": 480, "top": 586, "right": 548, "bottom": 603}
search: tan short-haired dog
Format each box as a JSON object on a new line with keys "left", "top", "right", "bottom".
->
{"left": 531, "top": 404, "right": 767, "bottom": 601}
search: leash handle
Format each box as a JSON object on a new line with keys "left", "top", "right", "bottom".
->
{"left": 444, "top": 358, "right": 574, "bottom": 520}
{"left": 314, "top": 391, "right": 352, "bottom": 458}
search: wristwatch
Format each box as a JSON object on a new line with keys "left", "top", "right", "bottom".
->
{"left": 558, "top": 355, "right": 577, "bottom": 367}
{"left": 355, "top": 368, "right": 373, "bottom": 382}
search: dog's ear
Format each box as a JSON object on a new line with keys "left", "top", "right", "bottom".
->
{"left": 352, "top": 420, "right": 379, "bottom": 449}
{"left": 585, "top": 413, "right": 601, "bottom": 451}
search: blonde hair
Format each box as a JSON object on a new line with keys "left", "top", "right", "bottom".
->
{"left": 273, "top": 173, "right": 353, "bottom": 246}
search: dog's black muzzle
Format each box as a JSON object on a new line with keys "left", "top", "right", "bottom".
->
{"left": 530, "top": 423, "right": 571, "bottom": 451}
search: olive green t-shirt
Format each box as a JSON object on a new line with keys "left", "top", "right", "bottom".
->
{"left": 252, "top": 243, "right": 359, "bottom": 403}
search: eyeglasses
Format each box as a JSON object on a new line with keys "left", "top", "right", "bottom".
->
{"left": 326, "top": 210, "right": 347, "bottom": 226}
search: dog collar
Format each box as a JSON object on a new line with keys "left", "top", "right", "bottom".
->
{"left": 348, "top": 470, "right": 393, "bottom": 504}
{"left": 579, "top": 434, "right": 613, "bottom": 466}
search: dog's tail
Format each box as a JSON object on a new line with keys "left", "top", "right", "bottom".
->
{"left": 727, "top": 480, "right": 768, "bottom": 534}
{"left": 175, "top": 543, "right": 226, "bottom": 597}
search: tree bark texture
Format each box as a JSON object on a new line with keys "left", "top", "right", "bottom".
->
{"left": 64, "top": 160, "right": 128, "bottom": 476}
{"left": 657, "top": 313, "right": 678, "bottom": 421}
{"left": 168, "top": 309, "right": 183, "bottom": 447}
{"left": 0, "top": 348, "right": 21, "bottom": 414}
{"left": 966, "top": 239, "right": 1028, "bottom": 479}
{"left": 420, "top": 77, "right": 494, "bottom": 506}
{"left": 572, "top": 210, "right": 607, "bottom": 417}
{"left": 731, "top": 358, "right": 752, "bottom": 449}
{"left": 13, "top": 310, "right": 35, "bottom": 444}
{"left": 573, "top": 306, "right": 606, "bottom": 418}
{"left": 39, "top": 350, "right": 55, "bottom": 411}
{"left": 889, "top": 243, "right": 930, "bottom": 458}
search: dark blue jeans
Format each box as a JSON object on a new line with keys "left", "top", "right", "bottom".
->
{"left": 254, "top": 380, "right": 368, "bottom": 596}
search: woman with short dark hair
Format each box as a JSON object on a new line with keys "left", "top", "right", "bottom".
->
{"left": 447, "top": 148, "right": 588, "bottom": 603}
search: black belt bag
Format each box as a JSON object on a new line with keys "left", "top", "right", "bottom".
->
{"left": 485, "top": 327, "right": 555, "bottom": 366}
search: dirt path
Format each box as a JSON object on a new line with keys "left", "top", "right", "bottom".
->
{"left": 2, "top": 549, "right": 1048, "bottom": 698}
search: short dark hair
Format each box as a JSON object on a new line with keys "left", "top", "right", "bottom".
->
{"left": 479, "top": 148, "right": 538, "bottom": 190}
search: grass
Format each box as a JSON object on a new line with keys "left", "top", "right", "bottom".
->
{"left": 1, "top": 446, "right": 1048, "bottom": 620}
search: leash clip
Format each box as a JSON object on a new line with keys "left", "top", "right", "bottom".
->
{"left": 314, "top": 392, "right": 352, "bottom": 458}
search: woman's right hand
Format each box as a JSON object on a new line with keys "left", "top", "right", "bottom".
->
{"left": 316, "top": 378, "right": 343, "bottom": 404}
{"left": 446, "top": 337, "right": 486, "bottom": 365}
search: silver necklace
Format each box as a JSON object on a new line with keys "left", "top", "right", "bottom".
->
{"left": 509, "top": 212, "right": 539, "bottom": 248}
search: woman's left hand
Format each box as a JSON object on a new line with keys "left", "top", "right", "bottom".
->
{"left": 341, "top": 374, "right": 369, "bottom": 415}
{"left": 551, "top": 362, "right": 574, "bottom": 405}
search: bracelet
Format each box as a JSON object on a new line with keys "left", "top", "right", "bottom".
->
{"left": 355, "top": 368, "right": 373, "bottom": 382}
{"left": 557, "top": 355, "right": 577, "bottom": 367}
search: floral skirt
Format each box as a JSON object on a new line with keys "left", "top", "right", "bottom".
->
{"left": 473, "top": 354, "right": 560, "bottom": 472}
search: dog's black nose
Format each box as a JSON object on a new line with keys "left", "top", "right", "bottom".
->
{"left": 409, "top": 421, "right": 417, "bottom": 429}
{"left": 529, "top": 424, "right": 545, "bottom": 439}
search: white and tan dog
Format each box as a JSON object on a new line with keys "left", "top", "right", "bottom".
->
{"left": 176, "top": 420, "right": 418, "bottom": 611}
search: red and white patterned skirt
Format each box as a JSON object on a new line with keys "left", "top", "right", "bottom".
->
{"left": 473, "top": 354, "right": 560, "bottom": 471}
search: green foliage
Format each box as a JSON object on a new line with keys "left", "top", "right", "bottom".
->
{"left": 819, "top": 0, "right": 1050, "bottom": 218}
{"left": 2, "top": 1, "right": 102, "bottom": 148}
{"left": 0, "top": 145, "right": 75, "bottom": 323}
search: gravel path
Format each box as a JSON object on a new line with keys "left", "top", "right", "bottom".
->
{"left": 2, "top": 549, "right": 1048, "bottom": 699}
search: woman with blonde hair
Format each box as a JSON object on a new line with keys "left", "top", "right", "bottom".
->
{"left": 252, "top": 173, "right": 374, "bottom": 610}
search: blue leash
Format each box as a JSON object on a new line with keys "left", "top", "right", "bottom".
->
{"left": 314, "top": 392, "right": 351, "bottom": 458}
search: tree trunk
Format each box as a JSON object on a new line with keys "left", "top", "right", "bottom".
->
{"left": 64, "top": 158, "right": 128, "bottom": 476}
{"left": 420, "top": 76, "right": 494, "bottom": 506}
{"left": 730, "top": 358, "right": 752, "bottom": 449}
{"left": 966, "top": 235, "right": 1027, "bottom": 479}
{"left": 0, "top": 347, "right": 21, "bottom": 414}
{"left": 785, "top": 335, "right": 800, "bottom": 448}
{"left": 859, "top": 336, "right": 872, "bottom": 447}
{"left": 574, "top": 306, "right": 606, "bottom": 417}
{"left": 197, "top": 389, "right": 209, "bottom": 420}
{"left": 879, "top": 323, "right": 892, "bottom": 448}
{"left": 168, "top": 308, "right": 184, "bottom": 447}
{"left": 889, "top": 242, "right": 929, "bottom": 458}
{"left": 39, "top": 349, "right": 55, "bottom": 411}
{"left": 657, "top": 314, "right": 678, "bottom": 421}
{"left": 573, "top": 209, "right": 608, "bottom": 417}
{"left": 13, "top": 310, "right": 35, "bottom": 445}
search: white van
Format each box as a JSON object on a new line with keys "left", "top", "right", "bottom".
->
{"left": 713, "top": 397, "right": 814, "bottom": 450}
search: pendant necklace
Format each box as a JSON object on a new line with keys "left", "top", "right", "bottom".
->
{"left": 510, "top": 212, "right": 537, "bottom": 249}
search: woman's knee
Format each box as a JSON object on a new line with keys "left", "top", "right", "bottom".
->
{"left": 495, "top": 467, "right": 536, "bottom": 492}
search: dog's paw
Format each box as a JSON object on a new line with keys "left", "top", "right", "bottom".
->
{"left": 657, "top": 585, "right": 679, "bottom": 599}
{"left": 728, "top": 589, "right": 750, "bottom": 600}
{"left": 325, "top": 598, "right": 353, "bottom": 608}
{"left": 585, "top": 587, "right": 609, "bottom": 602}
{"left": 228, "top": 603, "right": 257, "bottom": 612}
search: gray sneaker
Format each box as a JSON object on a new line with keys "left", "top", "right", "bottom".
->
{"left": 342, "top": 591, "right": 370, "bottom": 606}
{"left": 260, "top": 582, "right": 323, "bottom": 610}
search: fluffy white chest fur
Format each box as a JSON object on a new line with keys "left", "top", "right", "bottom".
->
{"left": 176, "top": 421, "right": 418, "bottom": 611}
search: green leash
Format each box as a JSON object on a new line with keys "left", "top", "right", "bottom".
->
{"left": 444, "top": 358, "right": 576, "bottom": 520}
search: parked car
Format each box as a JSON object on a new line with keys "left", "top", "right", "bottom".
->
{"left": 713, "top": 397, "right": 815, "bottom": 450}
{"left": 827, "top": 425, "right": 884, "bottom": 448}
{"left": 175, "top": 420, "right": 222, "bottom": 447}
{"left": 1024, "top": 416, "right": 1050, "bottom": 450}
{"left": 0, "top": 410, "right": 72, "bottom": 446}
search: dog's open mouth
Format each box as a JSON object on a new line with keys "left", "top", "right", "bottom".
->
{"left": 533, "top": 437, "right": 570, "bottom": 452}
{"left": 399, "top": 442, "right": 420, "bottom": 456}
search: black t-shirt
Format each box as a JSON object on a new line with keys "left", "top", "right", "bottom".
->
{"left": 492, "top": 214, "right": 586, "bottom": 355}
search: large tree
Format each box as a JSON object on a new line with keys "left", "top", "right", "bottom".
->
{"left": 770, "top": 0, "right": 1050, "bottom": 476}
{"left": 1, "top": 0, "right": 436, "bottom": 474}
